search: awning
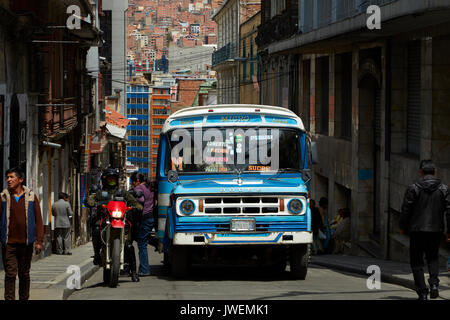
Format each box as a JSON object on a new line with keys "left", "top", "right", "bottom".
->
{"left": 106, "top": 123, "right": 127, "bottom": 139}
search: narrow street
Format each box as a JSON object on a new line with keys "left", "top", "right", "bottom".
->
{"left": 69, "top": 248, "right": 417, "bottom": 300}
{"left": 1, "top": 0, "right": 450, "bottom": 305}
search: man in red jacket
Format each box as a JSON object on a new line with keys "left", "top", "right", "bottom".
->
{"left": 0, "top": 167, "right": 44, "bottom": 300}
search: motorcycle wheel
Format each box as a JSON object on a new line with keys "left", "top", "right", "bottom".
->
{"left": 103, "top": 268, "right": 111, "bottom": 284}
{"left": 109, "top": 238, "right": 121, "bottom": 287}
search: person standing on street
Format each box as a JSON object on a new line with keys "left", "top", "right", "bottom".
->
{"left": 400, "top": 160, "right": 450, "bottom": 300}
{"left": 52, "top": 192, "right": 73, "bottom": 255}
{"left": 131, "top": 172, "right": 155, "bottom": 277}
{"left": 0, "top": 167, "right": 44, "bottom": 300}
{"left": 310, "top": 200, "right": 324, "bottom": 254}
{"left": 318, "top": 197, "right": 331, "bottom": 253}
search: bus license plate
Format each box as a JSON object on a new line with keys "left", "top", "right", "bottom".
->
{"left": 231, "top": 219, "right": 256, "bottom": 232}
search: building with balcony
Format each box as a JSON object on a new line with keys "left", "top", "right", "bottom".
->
{"left": 257, "top": 0, "right": 450, "bottom": 263}
{"left": 0, "top": 0, "right": 102, "bottom": 254}
{"left": 212, "top": 0, "right": 261, "bottom": 104}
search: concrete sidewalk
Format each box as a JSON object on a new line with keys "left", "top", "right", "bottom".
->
{"left": 0, "top": 242, "right": 99, "bottom": 300}
{"left": 310, "top": 254, "right": 450, "bottom": 300}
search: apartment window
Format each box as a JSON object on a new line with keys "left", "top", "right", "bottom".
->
{"left": 153, "top": 118, "right": 166, "bottom": 125}
{"left": 153, "top": 109, "right": 168, "bottom": 115}
{"left": 270, "top": 0, "right": 286, "bottom": 18}
{"left": 407, "top": 41, "right": 421, "bottom": 156}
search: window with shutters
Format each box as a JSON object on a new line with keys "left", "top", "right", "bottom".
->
{"left": 407, "top": 41, "right": 421, "bottom": 156}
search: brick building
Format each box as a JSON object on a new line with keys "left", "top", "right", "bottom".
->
{"left": 257, "top": 0, "right": 450, "bottom": 264}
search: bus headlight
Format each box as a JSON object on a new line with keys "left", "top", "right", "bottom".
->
{"left": 180, "top": 199, "right": 195, "bottom": 215}
{"left": 288, "top": 199, "right": 303, "bottom": 215}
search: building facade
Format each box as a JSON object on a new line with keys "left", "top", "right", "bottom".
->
{"left": 257, "top": 0, "right": 450, "bottom": 264}
{"left": 0, "top": 0, "right": 102, "bottom": 255}
{"left": 101, "top": 0, "right": 128, "bottom": 114}
{"left": 150, "top": 86, "right": 171, "bottom": 179}
{"left": 212, "top": 0, "right": 261, "bottom": 104}
{"left": 126, "top": 83, "right": 151, "bottom": 174}
{"left": 240, "top": 11, "right": 261, "bottom": 105}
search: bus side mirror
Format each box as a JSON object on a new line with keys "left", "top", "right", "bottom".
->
{"left": 302, "top": 169, "right": 312, "bottom": 184}
{"left": 310, "top": 141, "right": 318, "bottom": 165}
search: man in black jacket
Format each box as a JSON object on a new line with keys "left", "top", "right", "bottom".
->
{"left": 400, "top": 160, "right": 450, "bottom": 300}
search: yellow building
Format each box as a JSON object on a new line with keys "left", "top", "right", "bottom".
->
{"left": 239, "top": 11, "right": 261, "bottom": 105}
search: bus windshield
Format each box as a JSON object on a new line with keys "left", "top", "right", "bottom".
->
{"left": 166, "top": 127, "right": 303, "bottom": 174}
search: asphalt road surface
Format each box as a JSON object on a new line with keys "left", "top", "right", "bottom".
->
{"left": 69, "top": 247, "right": 419, "bottom": 300}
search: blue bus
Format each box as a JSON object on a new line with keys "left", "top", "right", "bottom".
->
{"left": 156, "top": 105, "right": 316, "bottom": 279}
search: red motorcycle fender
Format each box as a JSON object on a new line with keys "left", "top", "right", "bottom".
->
{"left": 111, "top": 219, "right": 125, "bottom": 228}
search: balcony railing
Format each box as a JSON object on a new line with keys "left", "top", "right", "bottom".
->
{"left": 212, "top": 43, "right": 236, "bottom": 66}
{"left": 301, "top": 0, "right": 396, "bottom": 33}
{"left": 256, "top": 10, "right": 298, "bottom": 48}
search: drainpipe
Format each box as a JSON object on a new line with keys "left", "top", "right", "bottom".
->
{"left": 385, "top": 38, "right": 392, "bottom": 260}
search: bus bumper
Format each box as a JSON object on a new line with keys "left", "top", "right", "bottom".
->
{"left": 173, "top": 231, "right": 313, "bottom": 246}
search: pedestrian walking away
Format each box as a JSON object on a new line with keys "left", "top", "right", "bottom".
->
{"left": 400, "top": 159, "right": 450, "bottom": 300}
{"left": 130, "top": 172, "right": 155, "bottom": 277}
{"left": 0, "top": 167, "right": 44, "bottom": 300}
{"left": 52, "top": 192, "right": 73, "bottom": 255}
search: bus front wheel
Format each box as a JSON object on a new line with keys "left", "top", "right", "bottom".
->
{"left": 290, "top": 244, "right": 309, "bottom": 280}
{"left": 170, "top": 245, "right": 189, "bottom": 278}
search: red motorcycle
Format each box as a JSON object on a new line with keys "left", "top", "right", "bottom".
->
{"left": 98, "top": 192, "right": 133, "bottom": 287}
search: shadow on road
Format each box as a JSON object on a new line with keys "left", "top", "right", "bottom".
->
{"left": 155, "top": 263, "right": 325, "bottom": 282}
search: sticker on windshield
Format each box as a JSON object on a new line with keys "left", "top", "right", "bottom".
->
{"left": 207, "top": 141, "right": 227, "bottom": 147}
{"left": 250, "top": 135, "right": 273, "bottom": 141}
{"left": 248, "top": 166, "right": 271, "bottom": 172}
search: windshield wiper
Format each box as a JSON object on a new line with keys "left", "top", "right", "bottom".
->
{"left": 266, "top": 168, "right": 301, "bottom": 181}
{"left": 276, "top": 168, "right": 301, "bottom": 172}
